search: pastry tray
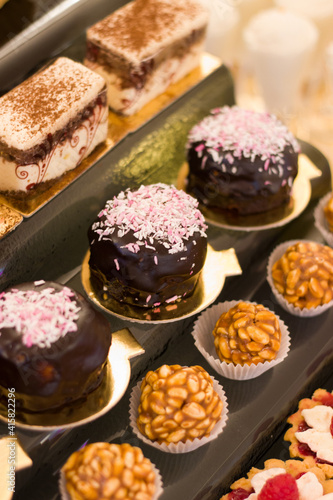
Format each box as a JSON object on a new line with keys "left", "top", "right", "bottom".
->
{"left": 0, "top": 0, "right": 129, "bottom": 94}
{"left": 0, "top": 12, "right": 333, "bottom": 500}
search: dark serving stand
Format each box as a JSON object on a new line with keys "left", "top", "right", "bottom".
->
{"left": 0, "top": 1, "right": 332, "bottom": 499}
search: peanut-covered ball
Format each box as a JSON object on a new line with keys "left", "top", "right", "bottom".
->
{"left": 324, "top": 195, "right": 333, "bottom": 232}
{"left": 137, "top": 364, "right": 223, "bottom": 444}
{"left": 62, "top": 442, "right": 156, "bottom": 500}
{"left": 212, "top": 302, "right": 281, "bottom": 366}
{"left": 271, "top": 241, "right": 333, "bottom": 309}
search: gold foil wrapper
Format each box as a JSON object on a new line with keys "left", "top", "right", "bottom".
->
{"left": 81, "top": 245, "right": 242, "bottom": 324}
{"left": 0, "top": 328, "right": 144, "bottom": 430}
{"left": 0, "top": 436, "right": 32, "bottom": 500}
{"left": 0, "top": 204, "right": 22, "bottom": 239}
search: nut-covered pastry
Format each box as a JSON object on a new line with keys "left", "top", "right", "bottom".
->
{"left": 220, "top": 458, "right": 333, "bottom": 499}
{"left": 61, "top": 442, "right": 158, "bottom": 500}
{"left": 284, "top": 388, "right": 333, "bottom": 479}
{"left": 212, "top": 302, "right": 281, "bottom": 366}
{"left": 271, "top": 241, "right": 333, "bottom": 310}
{"left": 137, "top": 364, "right": 223, "bottom": 444}
{"left": 324, "top": 195, "right": 333, "bottom": 232}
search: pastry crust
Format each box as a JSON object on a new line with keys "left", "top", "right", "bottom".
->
{"left": 284, "top": 388, "right": 333, "bottom": 478}
{"left": 220, "top": 458, "right": 333, "bottom": 499}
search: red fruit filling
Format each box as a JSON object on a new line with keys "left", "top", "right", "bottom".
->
{"left": 228, "top": 488, "right": 253, "bottom": 500}
{"left": 314, "top": 391, "right": 333, "bottom": 408}
{"left": 258, "top": 473, "right": 299, "bottom": 500}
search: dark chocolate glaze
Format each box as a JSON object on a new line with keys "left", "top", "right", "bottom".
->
{"left": 0, "top": 281, "right": 112, "bottom": 413}
{"left": 186, "top": 143, "right": 299, "bottom": 216}
{"left": 88, "top": 214, "right": 207, "bottom": 308}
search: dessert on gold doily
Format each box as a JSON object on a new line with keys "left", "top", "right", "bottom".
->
{"left": 0, "top": 328, "right": 144, "bottom": 430}
{"left": 82, "top": 245, "right": 242, "bottom": 324}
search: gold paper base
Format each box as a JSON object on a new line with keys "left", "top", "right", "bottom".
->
{"left": 177, "top": 142, "right": 322, "bottom": 231}
{"left": 0, "top": 436, "right": 32, "bottom": 500}
{"left": 0, "top": 328, "right": 144, "bottom": 430}
{"left": 81, "top": 245, "right": 242, "bottom": 324}
{"left": 0, "top": 53, "right": 221, "bottom": 233}
{"left": 0, "top": 204, "right": 22, "bottom": 239}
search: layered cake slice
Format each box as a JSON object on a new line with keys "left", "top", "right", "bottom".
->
{"left": 0, "top": 57, "right": 108, "bottom": 195}
{"left": 84, "top": 0, "right": 209, "bottom": 115}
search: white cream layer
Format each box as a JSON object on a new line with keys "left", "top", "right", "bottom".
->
{"left": 295, "top": 405, "right": 333, "bottom": 463}
{"left": 247, "top": 468, "right": 333, "bottom": 500}
{"left": 0, "top": 103, "right": 108, "bottom": 193}
{"left": 0, "top": 57, "right": 107, "bottom": 151}
{"left": 85, "top": 42, "right": 203, "bottom": 116}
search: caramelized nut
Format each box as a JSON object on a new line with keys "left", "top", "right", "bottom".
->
{"left": 137, "top": 365, "right": 223, "bottom": 444}
{"left": 324, "top": 195, "right": 333, "bottom": 232}
{"left": 212, "top": 302, "right": 281, "bottom": 366}
{"left": 62, "top": 442, "right": 156, "bottom": 500}
{"left": 271, "top": 241, "right": 333, "bottom": 309}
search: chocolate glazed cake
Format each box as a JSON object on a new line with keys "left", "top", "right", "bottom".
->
{"left": 0, "top": 281, "right": 112, "bottom": 413}
{"left": 88, "top": 183, "right": 208, "bottom": 308}
{"left": 186, "top": 106, "right": 300, "bottom": 216}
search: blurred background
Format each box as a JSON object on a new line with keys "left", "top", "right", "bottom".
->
{"left": 199, "top": 0, "right": 333, "bottom": 167}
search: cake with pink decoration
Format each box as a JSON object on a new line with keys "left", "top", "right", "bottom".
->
{"left": 0, "top": 281, "right": 112, "bottom": 413}
{"left": 88, "top": 183, "right": 208, "bottom": 308}
{"left": 186, "top": 106, "right": 300, "bottom": 216}
{"left": 0, "top": 57, "right": 108, "bottom": 196}
{"left": 84, "top": 0, "right": 209, "bottom": 115}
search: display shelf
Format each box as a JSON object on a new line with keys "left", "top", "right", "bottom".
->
{"left": 0, "top": 3, "right": 332, "bottom": 498}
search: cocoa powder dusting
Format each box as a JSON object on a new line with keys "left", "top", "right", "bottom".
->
{"left": 89, "top": 0, "right": 207, "bottom": 58}
{"left": 0, "top": 58, "right": 105, "bottom": 150}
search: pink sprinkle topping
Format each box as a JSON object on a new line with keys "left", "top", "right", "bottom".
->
{"left": 0, "top": 286, "right": 80, "bottom": 349}
{"left": 92, "top": 183, "right": 207, "bottom": 254}
{"left": 188, "top": 106, "right": 300, "bottom": 166}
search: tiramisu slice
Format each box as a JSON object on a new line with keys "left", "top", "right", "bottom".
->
{"left": 84, "top": 0, "right": 209, "bottom": 116}
{"left": 0, "top": 57, "right": 108, "bottom": 195}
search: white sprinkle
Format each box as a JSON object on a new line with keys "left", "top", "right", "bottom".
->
{"left": 0, "top": 286, "right": 80, "bottom": 349}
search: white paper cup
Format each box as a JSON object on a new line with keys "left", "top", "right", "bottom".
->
{"left": 129, "top": 375, "right": 228, "bottom": 454}
{"left": 314, "top": 192, "right": 333, "bottom": 248}
{"left": 267, "top": 239, "right": 333, "bottom": 316}
{"left": 243, "top": 8, "right": 318, "bottom": 117}
{"left": 275, "top": 0, "right": 333, "bottom": 80}
{"left": 191, "top": 301, "right": 290, "bottom": 380}
{"left": 59, "top": 451, "right": 164, "bottom": 500}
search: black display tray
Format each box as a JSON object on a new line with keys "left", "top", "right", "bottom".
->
{"left": 0, "top": 0, "right": 127, "bottom": 93}
{"left": 0, "top": 5, "right": 332, "bottom": 498}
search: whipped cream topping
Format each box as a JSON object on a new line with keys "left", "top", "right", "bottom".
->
{"left": 0, "top": 57, "right": 106, "bottom": 151}
{"left": 248, "top": 469, "right": 332, "bottom": 500}
{"left": 187, "top": 106, "right": 300, "bottom": 170}
{"left": 87, "top": 0, "right": 209, "bottom": 63}
{"left": 295, "top": 405, "right": 333, "bottom": 463}
{"left": 91, "top": 183, "right": 207, "bottom": 254}
{"left": 0, "top": 282, "right": 80, "bottom": 349}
